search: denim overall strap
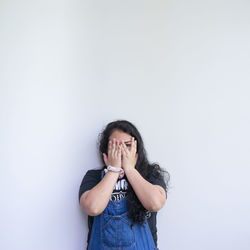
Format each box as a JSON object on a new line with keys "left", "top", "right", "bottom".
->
{"left": 87, "top": 170, "right": 158, "bottom": 250}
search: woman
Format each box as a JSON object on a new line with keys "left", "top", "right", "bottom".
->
{"left": 79, "top": 120, "right": 170, "bottom": 250}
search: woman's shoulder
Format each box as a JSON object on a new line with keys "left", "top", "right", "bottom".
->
{"left": 84, "top": 167, "right": 103, "bottom": 178}
{"left": 86, "top": 168, "right": 103, "bottom": 174}
{"left": 78, "top": 167, "right": 104, "bottom": 202}
{"left": 147, "top": 164, "right": 169, "bottom": 192}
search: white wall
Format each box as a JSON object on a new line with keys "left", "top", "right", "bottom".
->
{"left": 1, "top": 0, "right": 250, "bottom": 250}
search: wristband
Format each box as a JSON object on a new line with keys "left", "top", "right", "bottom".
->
{"left": 105, "top": 165, "right": 125, "bottom": 179}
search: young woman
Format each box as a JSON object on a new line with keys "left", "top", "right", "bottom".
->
{"left": 79, "top": 120, "right": 170, "bottom": 250}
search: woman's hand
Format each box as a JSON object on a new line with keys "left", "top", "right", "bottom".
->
{"left": 121, "top": 137, "right": 138, "bottom": 173}
{"left": 81, "top": 138, "right": 121, "bottom": 216}
{"left": 102, "top": 138, "right": 122, "bottom": 168}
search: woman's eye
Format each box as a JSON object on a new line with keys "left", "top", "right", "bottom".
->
{"left": 125, "top": 144, "right": 131, "bottom": 147}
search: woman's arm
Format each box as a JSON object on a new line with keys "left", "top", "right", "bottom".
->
{"left": 80, "top": 171, "right": 119, "bottom": 216}
{"left": 125, "top": 168, "right": 166, "bottom": 212}
{"left": 120, "top": 137, "right": 166, "bottom": 212}
{"left": 80, "top": 138, "right": 122, "bottom": 216}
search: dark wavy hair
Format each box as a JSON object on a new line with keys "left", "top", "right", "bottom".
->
{"left": 98, "top": 119, "right": 170, "bottom": 224}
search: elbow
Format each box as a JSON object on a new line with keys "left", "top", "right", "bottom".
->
{"left": 147, "top": 201, "right": 164, "bottom": 212}
{"left": 80, "top": 195, "right": 103, "bottom": 216}
{"left": 86, "top": 207, "right": 103, "bottom": 216}
{"left": 147, "top": 194, "right": 166, "bottom": 212}
{"left": 148, "top": 186, "right": 167, "bottom": 212}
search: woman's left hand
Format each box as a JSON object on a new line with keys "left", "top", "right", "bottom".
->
{"left": 121, "top": 137, "right": 138, "bottom": 173}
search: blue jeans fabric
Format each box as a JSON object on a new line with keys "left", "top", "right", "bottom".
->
{"left": 88, "top": 171, "right": 158, "bottom": 250}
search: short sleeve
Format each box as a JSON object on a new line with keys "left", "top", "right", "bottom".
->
{"left": 78, "top": 169, "right": 102, "bottom": 202}
{"left": 148, "top": 173, "right": 167, "bottom": 196}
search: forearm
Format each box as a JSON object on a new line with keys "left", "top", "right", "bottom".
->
{"left": 80, "top": 171, "right": 119, "bottom": 216}
{"left": 125, "top": 168, "right": 166, "bottom": 212}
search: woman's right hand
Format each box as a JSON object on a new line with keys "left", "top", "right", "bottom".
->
{"left": 81, "top": 138, "right": 122, "bottom": 216}
{"left": 102, "top": 138, "right": 122, "bottom": 168}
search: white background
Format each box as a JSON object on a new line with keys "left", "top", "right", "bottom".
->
{"left": 1, "top": 0, "right": 250, "bottom": 250}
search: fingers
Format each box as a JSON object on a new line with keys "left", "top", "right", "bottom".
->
{"left": 108, "top": 137, "right": 137, "bottom": 160}
{"left": 107, "top": 138, "right": 122, "bottom": 167}
{"left": 111, "top": 138, "right": 116, "bottom": 157}
{"left": 121, "top": 137, "right": 137, "bottom": 158}
{"left": 121, "top": 141, "right": 128, "bottom": 154}
{"left": 112, "top": 139, "right": 121, "bottom": 157}
{"left": 131, "top": 137, "right": 137, "bottom": 154}
{"left": 115, "top": 140, "right": 122, "bottom": 157}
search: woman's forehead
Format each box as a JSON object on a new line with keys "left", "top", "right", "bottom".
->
{"left": 109, "top": 130, "right": 132, "bottom": 142}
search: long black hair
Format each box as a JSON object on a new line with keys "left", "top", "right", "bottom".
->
{"left": 98, "top": 119, "right": 170, "bottom": 223}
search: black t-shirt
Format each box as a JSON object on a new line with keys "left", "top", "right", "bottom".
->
{"left": 78, "top": 168, "right": 167, "bottom": 248}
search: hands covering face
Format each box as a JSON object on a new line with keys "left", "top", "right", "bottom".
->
{"left": 103, "top": 137, "right": 138, "bottom": 172}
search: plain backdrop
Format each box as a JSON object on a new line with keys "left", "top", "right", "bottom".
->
{"left": 1, "top": 0, "right": 250, "bottom": 250}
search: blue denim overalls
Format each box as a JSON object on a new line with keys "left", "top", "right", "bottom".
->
{"left": 88, "top": 170, "right": 158, "bottom": 250}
